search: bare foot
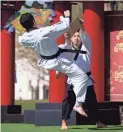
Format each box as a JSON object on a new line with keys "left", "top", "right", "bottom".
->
{"left": 96, "top": 121, "right": 107, "bottom": 128}
{"left": 73, "top": 106, "right": 87, "bottom": 117}
{"left": 61, "top": 120, "right": 68, "bottom": 130}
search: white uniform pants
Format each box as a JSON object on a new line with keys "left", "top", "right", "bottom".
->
{"left": 38, "top": 52, "right": 90, "bottom": 106}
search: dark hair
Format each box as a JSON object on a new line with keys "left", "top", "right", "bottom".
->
{"left": 19, "top": 13, "right": 35, "bottom": 30}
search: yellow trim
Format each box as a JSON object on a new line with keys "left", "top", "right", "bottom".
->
{"left": 72, "top": 44, "right": 79, "bottom": 50}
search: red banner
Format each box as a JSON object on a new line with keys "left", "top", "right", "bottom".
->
{"left": 110, "top": 30, "right": 123, "bottom": 101}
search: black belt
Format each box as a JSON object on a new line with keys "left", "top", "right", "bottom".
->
{"left": 40, "top": 50, "right": 61, "bottom": 60}
{"left": 40, "top": 48, "right": 87, "bottom": 60}
{"left": 59, "top": 48, "right": 87, "bottom": 54}
{"left": 86, "top": 72, "right": 91, "bottom": 76}
{"left": 86, "top": 71, "right": 95, "bottom": 83}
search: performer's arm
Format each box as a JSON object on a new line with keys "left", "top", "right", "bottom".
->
{"left": 64, "top": 32, "right": 71, "bottom": 46}
{"left": 18, "top": 35, "right": 34, "bottom": 47}
{"left": 79, "top": 20, "right": 91, "bottom": 51}
{"left": 42, "top": 10, "right": 70, "bottom": 39}
{"left": 56, "top": 32, "right": 71, "bottom": 78}
{"left": 58, "top": 32, "right": 71, "bottom": 49}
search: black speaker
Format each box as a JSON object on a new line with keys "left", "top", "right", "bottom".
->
{"left": 7, "top": 105, "right": 22, "bottom": 114}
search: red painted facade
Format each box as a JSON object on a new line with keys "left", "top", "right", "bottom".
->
{"left": 1, "top": 2, "right": 123, "bottom": 105}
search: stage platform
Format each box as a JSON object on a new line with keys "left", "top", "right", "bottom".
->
{"left": 1, "top": 101, "right": 123, "bottom": 126}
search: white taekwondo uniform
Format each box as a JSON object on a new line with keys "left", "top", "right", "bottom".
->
{"left": 58, "top": 31, "right": 93, "bottom": 104}
{"left": 18, "top": 16, "right": 90, "bottom": 106}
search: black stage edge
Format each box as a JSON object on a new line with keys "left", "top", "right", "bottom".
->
{"left": 36, "top": 103, "right": 61, "bottom": 110}
{"left": 24, "top": 110, "right": 35, "bottom": 124}
{"left": 1, "top": 105, "right": 23, "bottom": 123}
{"left": 35, "top": 110, "right": 76, "bottom": 126}
{"left": 1, "top": 102, "right": 123, "bottom": 125}
{"left": 24, "top": 101, "right": 123, "bottom": 126}
{"left": 1, "top": 106, "right": 7, "bottom": 123}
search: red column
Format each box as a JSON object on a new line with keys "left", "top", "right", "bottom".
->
{"left": 1, "top": 6, "right": 16, "bottom": 106}
{"left": 1, "top": 2, "right": 24, "bottom": 106}
{"left": 49, "top": 2, "right": 71, "bottom": 102}
{"left": 83, "top": 2, "right": 104, "bottom": 102}
{"left": 1, "top": 29, "right": 15, "bottom": 105}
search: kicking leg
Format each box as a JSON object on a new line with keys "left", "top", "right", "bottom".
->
{"left": 73, "top": 105, "right": 87, "bottom": 117}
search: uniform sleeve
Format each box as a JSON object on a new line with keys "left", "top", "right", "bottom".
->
{"left": 18, "top": 36, "right": 35, "bottom": 47}
{"left": 80, "top": 31, "right": 91, "bottom": 51}
{"left": 42, "top": 16, "right": 70, "bottom": 39}
{"left": 58, "top": 44, "right": 66, "bottom": 49}
{"left": 58, "top": 42, "right": 70, "bottom": 49}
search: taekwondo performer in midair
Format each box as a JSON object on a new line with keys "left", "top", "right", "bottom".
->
{"left": 18, "top": 10, "right": 91, "bottom": 126}
{"left": 57, "top": 21, "right": 107, "bottom": 130}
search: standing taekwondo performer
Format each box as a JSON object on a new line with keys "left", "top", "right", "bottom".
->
{"left": 57, "top": 21, "right": 107, "bottom": 130}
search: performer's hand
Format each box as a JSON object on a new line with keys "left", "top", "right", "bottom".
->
{"left": 64, "top": 10, "right": 70, "bottom": 17}
{"left": 64, "top": 32, "right": 71, "bottom": 45}
{"left": 56, "top": 71, "right": 61, "bottom": 79}
{"left": 79, "top": 19, "right": 85, "bottom": 33}
{"left": 64, "top": 32, "right": 70, "bottom": 39}
{"left": 79, "top": 19, "right": 84, "bottom": 24}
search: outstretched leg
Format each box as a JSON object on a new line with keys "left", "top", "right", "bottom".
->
{"left": 73, "top": 105, "right": 87, "bottom": 117}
